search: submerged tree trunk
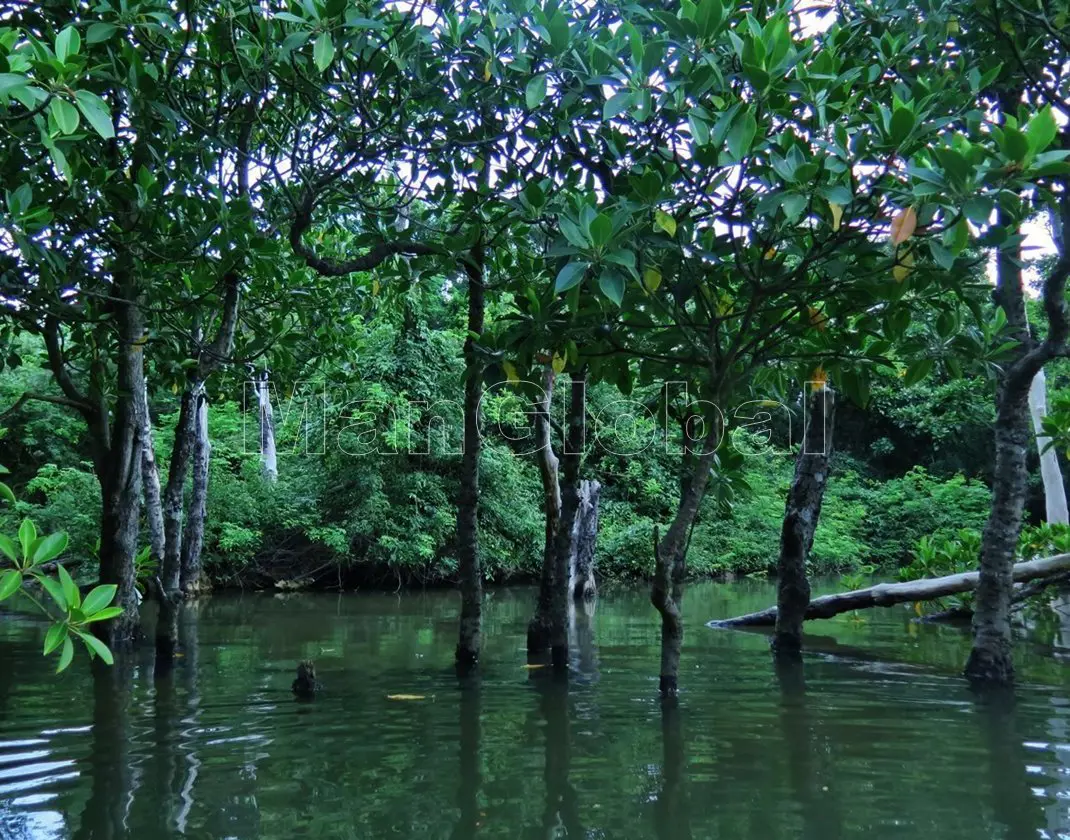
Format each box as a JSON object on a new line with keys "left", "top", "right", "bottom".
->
{"left": 97, "top": 290, "right": 147, "bottom": 648}
{"left": 548, "top": 372, "right": 586, "bottom": 670}
{"left": 967, "top": 184, "right": 1070, "bottom": 685}
{"left": 1029, "top": 369, "right": 1068, "bottom": 525}
{"left": 455, "top": 241, "right": 486, "bottom": 668}
{"left": 528, "top": 366, "right": 560, "bottom": 656}
{"left": 256, "top": 370, "right": 278, "bottom": 482}
{"left": 711, "top": 551, "right": 1070, "bottom": 628}
{"left": 180, "top": 392, "right": 210, "bottom": 594}
{"left": 571, "top": 479, "right": 600, "bottom": 601}
{"left": 140, "top": 385, "right": 165, "bottom": 571}
{"left": 773, "top": 385, "right": 835, "bottom": 656}
{"left": 652, "top": 415, "right": 722, "bottom": 695}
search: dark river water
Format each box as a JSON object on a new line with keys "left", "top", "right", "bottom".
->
{"left": 1, "top": 580, "right": 1070, "bottom": 839}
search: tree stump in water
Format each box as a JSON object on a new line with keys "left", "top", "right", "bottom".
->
{"left": 292, "top": 660, "right": 322, "bottom": 699}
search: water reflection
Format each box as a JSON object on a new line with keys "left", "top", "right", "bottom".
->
{"left": 2, "top": 584, "right": 1070, "bottom": 839}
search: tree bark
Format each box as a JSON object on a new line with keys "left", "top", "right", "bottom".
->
{"left": 774, "top": 385, "right": 835, "bottom": 656}
{"left": 710, "top": 551, "right": 1070, "bottom": 628}
{"left": 1028, "top": 368, "right": 1068, "bottom": 524}
{"left": 180, "top": 391, "right": 210, "bottom": 594}
{"left": 256, "top": 370, "right": 278, "bottom": 482}
{"left": 571, "top": 479, "right": 600, "bottom": 601}
{"left": 652, "top": 414, "right": 722, "bottom": 695}
{"left": 97, "top": 289, "right": 146, "bottom": 648}
{"left": 139, "top": 384, "right": 166, "bottom": 571}
{"left": 455, "top": 241, "right": 485, "bottom": 668}
{"left": 162, "top": 388, "right": 197, "bottom": 592}
{"left": 548, "top": 372, "right": 586, "bottom": 670}
{"left": 528, "top": 366, "right": 560, "bottom": 655}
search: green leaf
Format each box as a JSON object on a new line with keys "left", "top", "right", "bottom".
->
{"left": 55, "top": 26, "right": 80, "bottom": 64}
{"left": 0, "top": 73, "right": 29, "bottom": 96}
{"left": 80, "top": 632, "right": 114, "bottom": 665}
{"left": 903, "top": 358, "right": 934, "bottom": 387}
{"left": 18, "top": 518, "right": 36, "bottom": 561}
{"left": 525, "top": 74, "right": 547, "bottom": 109}
{"left": 547, "top": 13, "right": 570, "bottom": 53}
{"left": 0, "top": 534, "right": 17, "bottom": 563}
{"left": 43, "top": 622, "right": 67, "bottom": 656}
{"left": 86, "top": 22, "right": 118, "bottom": 43}
{"left": 81, "top": 584, "right": 117, "bottom": 617}
{"left": 727, "top": 110, "right": 757, "bottom": 159}
{"left": 1025, "top": 107, "right": 1057, "bottom": 155}
{"left": 890, "top": 107, "right": 914, "bottom": 146}
{"left": 36, "top": 573, "right": 67, "bottom": 612}
{"left": 589, "top": 213, "right": 613, "bottom": 247}
{"left": 81, "top": 606, "right": 123, "bottom": 623}
{"left": 0, "top": 481, "right": 14, "bottom": 505}
{"left": 654, "top": 209, "right": 677, "bottom": 237}
{"left": 598, "top": 269, "right": 625, "bottom": 306}
{"left": 0, "top": 569, "right": 21, "bottom": 601}
{"left": 929, "top": 241, "right": 955, "bottom": 271}
{"left": 50, "top": 98, "right": 80, "bottom": 135}
{"left": 313, "top": 31, "right": 335, "bottom": 72}
{"left": 1000, "top": 127, "right": 1029, "bottom": 163}
{"left": 554, "top": 261, "right": 588, "bottom": 293}
{"left": 603, "top": 90, "right": 633, "bottom": 121}
{"left": 74, "top": 90, "right": 114, "bottom": 139}
{"left": 57, "top": 564, "right": 80, "bottom": 610}
{"left": 56, "top": 636, "right": 74, "bottom": 673}
{"left": 31, "top": 532, "right": 68, "bottom": 566}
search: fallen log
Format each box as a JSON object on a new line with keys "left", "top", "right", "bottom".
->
{"left": 708, "top": 553, "right": 1070, "bottom": 629}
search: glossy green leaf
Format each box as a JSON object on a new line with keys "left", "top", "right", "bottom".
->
{"left": 589, "top": 213, "right": 613, "bottom": 248}
{"left": 80, "top": 632, "right": 114, "bottom": 665}
{"left": 55, "top": 26, "right": 80, "bottom": 63}
{"left": 0, "top": 534, "right": 17, "bottom": 563}
{"left": 598, "top": 269, "right": 625, "bottom": 306}
{"left": 727, "top": 110, "right": 757, "bottom": 159}
{"left": 525, "top": 74, "right": 547, "bottom": 109}
{"left": 36, "top": 573, "right": 67, "bottom": 612}
{"left": 75, "top": 90, "right": 115, "bottom": 139}
{"left": 603, "top": 91, "right": 633, "bottom": 121}
{"left": 57, "top": 564, "right": 80, "bottom": 610}
{"left": 0, "top": 569, "right": 21, "bottom": 601}
{"left": 56, "top": 636, "right": 74, "bottom": 673}
{"left": 554, "top": 261, "right": 588, "bottom": 293}
{"left": 313, "top": 32, "right": 335, "bottom": 71}
{"left": 81, "top": 584, "right": 117, "bottom": 617}
{"left": 50, "top": 98, "right": 80, "bottom": 135}
{"left": 31, "top": 532, "right": 68, "bottom": 566}
{"left": 43, "top": 622, "right": 67, "bottom": 655}
{"left": 18, "top": 518, "right": 36, "bottom": 561}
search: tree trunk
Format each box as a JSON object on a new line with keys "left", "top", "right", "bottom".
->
{"left": 528, "top": 366, "right": 560, "bottom": 656}
{"left": 180, "top": 391, "right": 210, "bottom": 594}
{"left": 571, "top": 479, "right": 600, "bottom": 601}
{"left": 140, "top": 384, "right": 165, "bottom": 570}
{"left": 97, "top": 292, "right": 146, "bottom": 648}
{"left": 257, "top": 370, "right": 278, "bottom": 482}
{"left": 455, "top": 242, "right": 485, "bottom": 668}
{"left": 652, "top": 415, "right": 722, "bottom": 695}
{"left": 774, "top": 385, "right": 835, "bottom": 656}
{"left": 549, "top": 372, "right": 586, "bottom": 670}
{"left": 1029, "top": 369, "right": 1068, "bottom": 525}
{"left": 162, "top": 388, "right": 197, "bottom": 592}
{"left": 710, "top": 551, "right": 1070, "bottom": 628}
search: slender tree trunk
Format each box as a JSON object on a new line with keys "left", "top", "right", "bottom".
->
{"left": 1029, "top": 369, "right": 1068, "bottom": 524}
{"left": 257, "top": 370, "right": 278, "bottom": 482}
{"left": 180, "top": 391, "right": 210, "bottom": 594}
{"left": 773, "top": 385, "right": 836, "bottom": 656}
{"left": 162, "top": 388, "right": 197, "bottom": 591}
{"left": 549, "top": 373, "right": 586, "bottom": 670}
{"left": 652, "top": 415, "right": 722, "bottom": 695}
{"left": 97, "top": 291, "right": 146, "bottom": 648}
{"left": 528, "top": 366, "right": 560, "bottom": 655}
{"left": 571, "top": 479, "right": 600, "bottom": 601}
{"left": 455, "top": 241, "right": 485, "bottom": 667}
{"left": 140, "top": 384, "right": 166, "bottom": 570}
{"left": 968, "top": 182, "right": 1070, "bottom": 684}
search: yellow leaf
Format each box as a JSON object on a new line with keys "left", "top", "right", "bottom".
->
{"left": 551, "top": 353, "right": 566, "bottom": 374}
{"left": 810, "top": 366, "right": 828, "bottom": 388}
{"left": 893, "top": 248, "right": 915, "bottom": 282}
{"left": 889, "top": 206, "right": 917, "bottom": 245}
{"left": 522, "top": 664, "right": 546, "bottom": 670}
{"left": 654, "top": 209, "right": 677, "bottom": 237}
{"left": 387, "top": 694, "right": 426, "bottom": 701}
{"left": 829, "top": 201, "right": 843, "bottom": 232}
{"left": 716, "top": 292, "right": 733, "bottom": 317}
{"left": 503, "top": 361, "right": 519, "bottom": 384}
{"left": 764, "top": 247, "right": 777, "bottom": 260}
{"left": 808, "top": 306, "right": 828, "bottom": 331}
{"left": 171, "top": 383, "right": 179, "bottom": 395}
{"left": 372, "top": 279, "right": 380, "bottom": 296}
{"left": 947, "top": 16, "right": 959, "bottom": 33}
{"left": 642, "top": 267, "right": 662, "bottom": 293}
{"left": 483, "top": 59, "right": 492, "bottom": 81}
